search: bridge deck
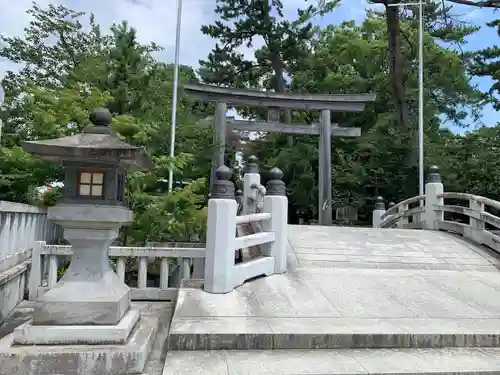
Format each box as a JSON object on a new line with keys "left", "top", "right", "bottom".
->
{"left": 165, "top": 226, "right": 500, "bottom": 374}
{"left": 287, "top": 225, "right": 500, "bottom": 272}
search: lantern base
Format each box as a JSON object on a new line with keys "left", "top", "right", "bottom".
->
{"left": 13, "top": 308, "right": 140, "bottom": 345}
{"left": 0, "top": 308, "right": 159, "bottom": 375}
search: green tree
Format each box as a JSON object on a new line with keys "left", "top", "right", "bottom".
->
{"left": 471, "top": 19, "right": 500, "bottom": 110}
{"left": 199, "top": 0, "right": 320, "bottom": 148}
{"left": 247, "top": 10, "right": 483, "bottom": 219}
{"left": 0, "top": 3, "right": 214, "bottom": 243}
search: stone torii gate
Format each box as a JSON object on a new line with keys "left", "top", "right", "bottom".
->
{"left": 184, "top": 84, "right": 376, "bottom": 225}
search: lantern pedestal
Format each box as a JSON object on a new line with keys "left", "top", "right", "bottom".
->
{"left": 11, "top": 204, "right": 145, "bottom": 347}
{"left": 32, "top": 204, "right": 133, "bottom": 326}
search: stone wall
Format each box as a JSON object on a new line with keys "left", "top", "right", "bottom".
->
{"left": 0, "top": 201, "right": 60, "bottom": 323}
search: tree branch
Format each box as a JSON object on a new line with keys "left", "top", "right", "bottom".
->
{"left": 446, "top": 0, "right": 500, "bottom": 8}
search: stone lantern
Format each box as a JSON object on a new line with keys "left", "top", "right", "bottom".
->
{"left": 11, "top": 108, "right": 154, "bottom": 372}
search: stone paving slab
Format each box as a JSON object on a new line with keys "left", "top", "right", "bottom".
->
{"left": 162, "top": 348, "right": 500, "bottom": 375}
{"left": 169, "top": 268, "right": 500, "bottom": 349}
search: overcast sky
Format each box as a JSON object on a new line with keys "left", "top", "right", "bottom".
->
{"left": 0, "top": 0, "right": 496, "bottom": 130}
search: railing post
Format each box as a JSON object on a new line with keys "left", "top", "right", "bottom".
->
{"left": 243, "top": 155, "right": 260, "bottom": 214}
{"left": 424, "top": 165, "right": 444, "bottom": 230}
{"left": 468, "top": 198, "right": 484, "bottom": 243}
{"left": 28, "top": 241, "right": 44, "bottom": 301}
{"left": 398, "top": 203, "right": 409, "bottom": 228}
{"left": 263, "top": 167, "right": 288, "bottom": 274}
{"left": 372, "top": 196, "right": 386, "bottom": 228}
{"left": 204, "top": 166, "right": 237, "bottom": 294}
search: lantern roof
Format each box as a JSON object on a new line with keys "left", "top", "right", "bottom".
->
{"left": 22, "top": 108, "right": 151, "bottom": 170}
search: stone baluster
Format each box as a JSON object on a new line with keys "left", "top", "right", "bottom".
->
{"left": 263, "top": 167, "right": 288, "bottom": 274}
{"left": 138, "top": 256, "right": 148, "bottom": 289}
{"left": 424, "top": 166, "right": 444, "bottom": 230}
{"left": 372, "top": 196, "right": 386, "bottom": 228}
{"left": 468, "top": 197, "right": 484, "bottom": 243}
{"left": 399, "top": 203, "right": 409, "bottom": 227}
{"left": 28, "top": 241, "right": 45, "bottom": 301}
{"left": 182, "top": 258, "right": 191, "bottom": 280}
{"left": 160, "top": 257, "right": 169, "bottom": 289}
{"left": 116, "top": 257, "right": 126, "bottom": 282}
{"left": 47, "top": 254, "right": 58, "bottom": 288}
{"left": 204, "top": 165, "right": 237, "bottom": 294}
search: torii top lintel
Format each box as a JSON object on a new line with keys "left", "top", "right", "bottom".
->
{"left": 183, "top": 84, "right": 376, "bottom": 112}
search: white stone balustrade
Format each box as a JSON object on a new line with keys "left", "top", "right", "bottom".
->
{"left": 204, "top": 165, "right": 288, "bottom": 294}
{"left": 373, "top": 166, "right": 500, "bottom": 254}
{"left": 28, "top": 243, "right": 206, "bottom": 301}
{"left": 0, "top": 201, "right": 60, "bottom": 323}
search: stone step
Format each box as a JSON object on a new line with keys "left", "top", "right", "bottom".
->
{"left": 161, "top": 348, "right": 500, "bottom": 375}
{"left": 167, "top": 317, "right": 500, "bottom": 350}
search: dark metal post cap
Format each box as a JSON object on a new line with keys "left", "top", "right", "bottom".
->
{"left": 266, "top": 167, "right": 286, "bottom": 196}
{"left": 374, "top": 196, "right": 385, "bottom": 210}
{"left": 211, "top": 165, "right": 235, "bottom": 199}
{"left": 427, "top": 165, "right": 441, "bottom": 183}
{"left": 245, "top": 155, "right": 259, "bottom": 174}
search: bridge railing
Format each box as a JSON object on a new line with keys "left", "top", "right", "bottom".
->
{"left": 378, "top": 195, "right": 426, "bottom": 229}
{"left": 28, "top": 242, "right": 206, "bottom": 301}
{"left": 0, "top": 201, "right": 61, "bottom": 323}
{"left": 204, "top": 164, "right": 288, "bottom": 294}
{"left": 373, "top": 166, "right": 500, "bottom": 252}
{"left": 435, "top": 192, "right": 500, "bottom": 251}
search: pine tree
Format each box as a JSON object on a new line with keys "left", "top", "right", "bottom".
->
{"left": 471, "top": 19, "right": 500, "bottom": 110}
{"left": 199, "top": 0, "right": 319, "bottom": 148}
{"left": 102, "top": 21, "right": 160, "bottom": 115}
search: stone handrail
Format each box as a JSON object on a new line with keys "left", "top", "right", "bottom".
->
{"left": 435, "top": 192, "right": 500, "bottom": 251}
{"left": 373, "top": 166, "right": 500, "bottom": 254}
{"left": 381, "top": 205, "right": 425, "bottom": 229}
{"left": 236, "top": 212, "right": 271, "bottom": 225}
{"left": 381, "top": 195, "right": 425, "bottom": 220}
{"left": 29, "top": 242, "right": 206, "bottom": 301}
{"left": 233, "top": 213, "right": 275, "bottom": 251}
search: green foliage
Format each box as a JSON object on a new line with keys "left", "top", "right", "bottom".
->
{"left": 39, "top": 188, "right": 63, "bottom": 208}
{"left": 129, "top": 177, "right": 208, "bottom": 244}
{"left": 0, "top": 147, "right": 62, "bottom": 203}
{"left": 0, "top": 3, "right": 214, "bottom": 241}
{"left": 199, "top": 0, "right": 314, "bottom": 92}
{"left": 2, "top": 0, "right": 500, "bottom": 231}
{"left": 245, "top": 10, "right": 484, "bottom": 214}
{"left": 471, "top": 19, "right": 500, "bottom": 111}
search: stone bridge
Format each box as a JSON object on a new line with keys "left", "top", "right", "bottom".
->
{"left": 2, "top": 165, "right": 500, "bottom": 374}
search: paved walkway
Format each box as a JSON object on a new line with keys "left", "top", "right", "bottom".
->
{"left": 288, "top": 225, "right": 500, "bottom": 272}
{"left": 164, "top": 226, "right": 500, "bottom": 374}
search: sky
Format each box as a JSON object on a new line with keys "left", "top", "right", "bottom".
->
{"left": 0, "top": 0, "right": 497, "bottom": 132}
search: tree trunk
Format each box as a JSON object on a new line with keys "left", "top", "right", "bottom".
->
{"left": 385, "top": 2, "right": 416, "bottom": 165}
{"left": 263, "top": 0, "right": 293, "bottom": 147}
